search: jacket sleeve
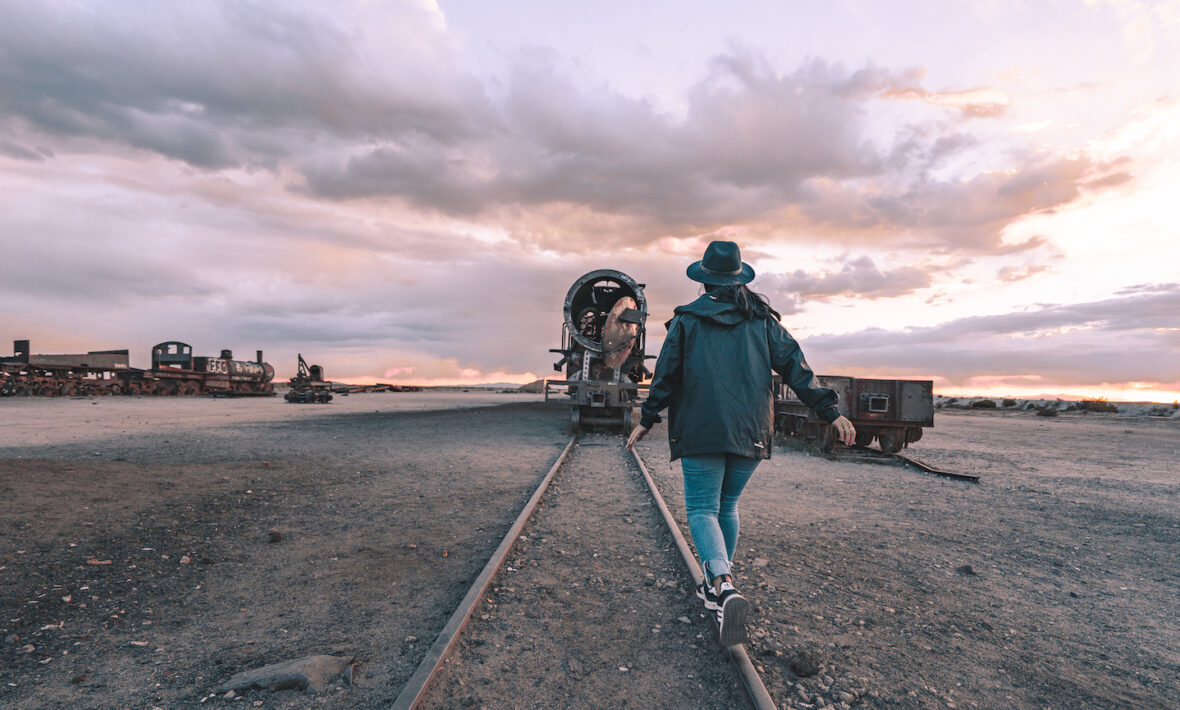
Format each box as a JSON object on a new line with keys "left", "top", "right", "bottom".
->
{"left": 640, "top": 316, "right": 683, "bottom": 428}
{"left": 767, "top": 319, "right": 841, "bottom": 424}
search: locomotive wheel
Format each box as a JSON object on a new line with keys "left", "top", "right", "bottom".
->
{"left": 179, "top": 383, "right": 200, "bottom": 396}
{"left": 877, "top": 428, "right": 904, "bottom": 453}
{"left": 37, "top": 384, "right": 58, "bottom": 397}
{"left": 622, "top": 407, "right": 632, "bottom": 435}
{"left": 905, "top": 426, "right": 923, "bottom": 444}
{"left": 569, "top": 406, "right": 581, "bottom": 434}
{"left": 155, "top": 382, "right": 178, "bottom": 396}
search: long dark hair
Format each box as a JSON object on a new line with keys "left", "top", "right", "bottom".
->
{"left": 704, "top": 283, "right": 780, "bottom": 320}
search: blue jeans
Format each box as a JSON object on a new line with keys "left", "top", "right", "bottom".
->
{"left": 681, "top": 454, "right": 760, "bottom": 580}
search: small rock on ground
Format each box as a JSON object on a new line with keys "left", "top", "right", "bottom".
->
{"left": 790, "top": 650, "right": 820, "bottom": 677}
{"left": 216, "top": 654, "right": 353, "bottom": 694}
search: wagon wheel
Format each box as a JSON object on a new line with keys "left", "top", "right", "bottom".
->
{"left": 569, "top": 406, "right": 581, "bottom": 434}
{"left": 877, "top": 428, "right": 904, "bottom": 454}
{"left": 905, "top": 426, "right": 923, "bottom": 444}
{"left": 621, "top": 407, "right": 632, "bottom": 435}
{"left": 854, "top": 431, "right": 875, "bottom": 448}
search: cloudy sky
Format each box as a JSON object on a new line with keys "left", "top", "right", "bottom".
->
{"left": 2, "top": 0, "right": 1178, "bottom": 400}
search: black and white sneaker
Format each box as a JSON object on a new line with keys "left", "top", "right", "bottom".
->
{"left": 714, "top": 581, "right": 749, "bottom": 646}
{"left": 696, "top": 581, "right": 720, "bottom": 611}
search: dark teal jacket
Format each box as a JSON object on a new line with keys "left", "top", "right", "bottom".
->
{"left": 640, "top": 294, "right": 839, "bottom": 460}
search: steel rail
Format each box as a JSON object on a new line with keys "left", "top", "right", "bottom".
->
{"left": 838, "top": 445, "right": 980, "bottom": 482}
{"left": 893, "top": 451, "right": 980, "bottom": 482}
{"left": 391, "top": 436, "right": 577, "bottom": 710}
{"left": 628, "top": 446, "right": 778, "bottom": 710}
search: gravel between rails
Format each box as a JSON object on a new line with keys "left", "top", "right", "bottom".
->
{"left": 421, "top": 434, "right": 752, "bottom": 710}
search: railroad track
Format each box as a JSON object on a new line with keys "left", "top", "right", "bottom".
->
{"left": 391, "top": 434, "right": 775, "bottom": 709}
{"left": 832, "top": 445, "right": 980, "bottom": 483}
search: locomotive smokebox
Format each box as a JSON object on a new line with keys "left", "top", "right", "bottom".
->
{"left": 551, "top": 269, "right": 650, "bottom": 433}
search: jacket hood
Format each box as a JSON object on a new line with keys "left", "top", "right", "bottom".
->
{"left": 672, "top": 294, "right": 749, "bottom": 326}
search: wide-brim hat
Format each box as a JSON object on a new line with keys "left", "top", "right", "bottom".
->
{"left": 686, "top": 240, "right": 755, "bottom": 285}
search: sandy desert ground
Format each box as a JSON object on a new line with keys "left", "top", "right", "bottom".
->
{"left": 1, "top": 393, "right": 1177, "bottom": 709}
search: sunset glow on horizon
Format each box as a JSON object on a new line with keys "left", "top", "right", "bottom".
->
{"left": 1, "top": 1, "right": 1176, "bottom": 401}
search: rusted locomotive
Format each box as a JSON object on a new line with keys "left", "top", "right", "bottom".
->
{"left": 549, "top": 269, "right": 649, "bottom": 433}
{"left": 0, "top": 339, "right": 275, "bottom": 397}
{"left": 776, "top": 375, "right": 934, "bottom": 452}
{"left": 127, "top": 341, "right": 274, "bottom": 396}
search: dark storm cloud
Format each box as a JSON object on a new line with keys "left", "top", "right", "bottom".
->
{"left": 0, "top": 140, "right": 46, "bottom": 161}
{"left": 301, "top": 139, "right": 493, "bottom": 214}
{"left": 763, "top": 256, "right": 933, "bottom": 300}
{"left": 0, "top": 1, "right": 489, "bottom": 168}
{"left": 289, "top": 49, "right": 1114, "bottom": 252}
{"left": 884, "top": 129, "right": 979, "bottom": 173}
{"left": 799, "top": 157, "right": 1094, "bottom": 249}
{"left": 803, "top": 286, "right": 1180, "bottom": 385}
{"left": 309, "top": 53, "right": 908, "bottom": 229}
{"left": 0, "top": 2, "right": 1126, "bottom": 255}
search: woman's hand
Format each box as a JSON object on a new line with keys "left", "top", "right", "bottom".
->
{"left": 832, "top": 415, "right": 856, "bottom": 446}
{"left": 625, "top": 424, "right": 650, "bottom": 450}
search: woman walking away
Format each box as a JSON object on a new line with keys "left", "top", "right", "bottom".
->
{"left": 626, "top": 240, "right": 856, "bottom": 646}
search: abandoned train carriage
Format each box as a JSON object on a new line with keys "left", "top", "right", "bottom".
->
{"left": 0, "top": 339, "right": 275, "bottom": 396}
{"left": 0, "top": 339, "right": 131, "bottom": 396}
{"left": 775, "top": 375, "right": 935, "bottom": 452}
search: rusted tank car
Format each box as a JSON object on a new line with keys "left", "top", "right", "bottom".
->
{"left": 776, "top": 375, "right": 934, "bottom": 452}
{"left": 549, "top": 269, "right": 649, "bottom": 432}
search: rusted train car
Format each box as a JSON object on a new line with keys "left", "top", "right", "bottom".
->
{"left": 0, "top": 340, "right": 130, "bottom": 396}
{"left": 0, "top": 339, "right": 274, "bottom": 397}
{"left": 776, "top": 375, "right": 934, "bottom": 452}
